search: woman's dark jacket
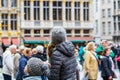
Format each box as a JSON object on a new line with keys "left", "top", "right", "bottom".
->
{"left": 32, "top": 52, "right": 47, "bottom": 61}
{"left": 45, "top": 42, "right": 77, "bottom": 80}
{"left": 101, "top": 56, "right": 114, "bottom": 77}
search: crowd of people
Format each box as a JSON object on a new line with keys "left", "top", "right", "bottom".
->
{"left": 0, "top": 27, "right": 120, "bottom": 80}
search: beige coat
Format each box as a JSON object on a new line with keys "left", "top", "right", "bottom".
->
{"left": 13, "top": 53, "right": 21, "bottom": 78}
{"left": 84, "top": 51, "right": 98, "bottom": 79}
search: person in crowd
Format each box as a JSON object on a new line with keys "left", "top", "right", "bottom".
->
{"left": 117, "top": 44, "right": 120, "bottom": 72}
{"left": 13, "top": 45, "right": 25, "bottom": 78}
{"left": 84, "top": 42, "right": 98, "bottom": 80}
{"left": 3, "top": 45, "right": 17, "bottom": 80}
{"left": 32, "top": 45, "right": 47, "bottom": 61}
{"left": 101, "top": 47, "right": 115, "bottom": 80}
{"left": 32, "top": 48, "right": 37, "bottom": 55}
{"left": 78, "top": 45, "right": 85, "bottom": 66}
{"left": 74, "top": 48, "right": 82, "bottom": 80}
{"left": 32, "top": 45, "right": 47, "bottom": 80}
{"left": 96, "top": 40, "right": 115, "bottom": 59}
{"left": 44, "top": 27, "right": 77, "bottom": 80}
{"left": 16, "top": 48, "right": 32, "bottom": 80}
{"left": 24, "top": 57, "right": 46, "bottom": 80}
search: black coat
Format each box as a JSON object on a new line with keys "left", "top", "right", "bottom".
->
{"left": 101, "top": 56, "right": 114, "bottom": 78}
{"left": 45, "top": 42, "right": 77, "bottom": 80}
{"left": 32, "top": 52, "right": 47, "bottom": 61}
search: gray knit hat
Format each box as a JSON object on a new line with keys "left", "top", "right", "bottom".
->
{"left": 51, "top": 27, "right": 66, "bottom": 44}
{"left": 27, "top": 58, "right": 44, "bottom": 76}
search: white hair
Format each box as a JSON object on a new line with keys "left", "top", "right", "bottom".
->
{"left": 9, "top": 45, "right": 17, "bottom": 51}
{"left": 36, "top": 45, "right": 44, "bottom": 53}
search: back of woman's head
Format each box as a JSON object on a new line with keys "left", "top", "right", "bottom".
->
{"left": 103, "top": 47, "right": 110, "bottom": 56}
{"left": 86, "top": 42, "right": 95, "bottom": 51}
{"left": 51, "top": 27, "right": 66, "bottom": 45}
{"left": 23, "top": 48, "right": 31, "bottom": 55}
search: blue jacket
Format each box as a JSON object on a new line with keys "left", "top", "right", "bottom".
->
{"left": 16, "top": 55, "right": 29, "bottom": 80}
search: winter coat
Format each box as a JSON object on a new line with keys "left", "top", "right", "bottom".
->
{"left": 24, "top": 76, "right": 42, "bottom": 80}
{"left": 14, "top": 53, "right": 21, "bottom": 78}
{"left": 45, "top": 42, "right": 77, "bottom": 80}
{"left": 84, "top": 51, "right": 98, "bottom": 79}
{"left": 3, "top": 50, "right": 14, "bottom": 76}
{"left": 32, "top": 52, "right": 47, "bottom": 61}
{"left": 101, "top": 56, "right": 114, "bottom": 78}
{"left": 16, "top": 55, "right": 29, "bottom": 80}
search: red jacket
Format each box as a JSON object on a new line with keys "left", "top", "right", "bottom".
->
{"left": 117, "top": 56, "right": 120, "bottom": 62}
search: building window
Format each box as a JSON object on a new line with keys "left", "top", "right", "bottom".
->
{"left": 83, "top": 2, "right": 89, "bottom": 21}
{"left": 24, "top": 29, "right": 31, "bottom": 37}
{"left": 1, "top": 0, "right": 8, "bottom": 7}
{"left": 34, "top": 0, "right": 40, "bottom": 20}
{"left": 53, "top": 1, "right": 62, "bottom": 20}
{"left": 118, "top": 16, "right": 120, "bottom": 21}
{"left": 75, "top": 2, "right": 80, "bottom": 21}
{"left": 2, "top": 14, "right": 8, "bottom": 31}
{"left": 43, "top": 1, "right": 49, "bottom": 20}
{"left": 102, "top": 9, "right": 105, "bottom": 18}
{"left": 108, "top": 22, "right": 111, "bottom": 34}
{"left": 24, "top": 0, "right": 30, "bottom": 20}
{"left": 114, "top": 23, "right": 116, "bottom": 32}
{"left": 83, "top": 29, "right": 89, "bottom": 37}
{"left": 118, "top": 1, "right": 120, "bottom": 9}
{"left": 102, "top": 22, "right": 105, "bottom": 35}
{"left": 34, "top": 30, "right": 40, "bottom": 37}
{"left": 11, "top": 0, "right": 17, "bottom": 7}
{"left": 66, "top": 2, "right": 71, "bottom": 21}
{"left": 44, "top": 29, "right": 50, "bottom": 37}
{"left": 75, "top": 30, "right": 80, "bottom": 37}
{"left": 108, "top": 8, "right": 111, "bottom": 17}
{"left": 118, "top": 22, "right": 120, "bottom": 31}
{"left": 114, "top": 1, "right": 116, "bottom": 10}
{"left": 66, "top": 29, "right": 72, "bottom": 37}
{"left": 96, "top": 20, "right": 98, "bottom": 34}
{"left": 11, "top": 14, "right": 17, "bottom": 30}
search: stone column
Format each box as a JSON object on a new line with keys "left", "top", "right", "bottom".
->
{"left": 80, "top": 1, "right": 83, "bottom": 22}
{"left": 81, "top": 29, "right": 83, "bottom": 37}
{"left": 50, "top": 0, "right": 53, "bottom": 21}
{"left": 40, "top": 0, "right": 43, "bottom": 21}
{"left": 21, "top": 0, "right": 24, "bottom": 21}
{"left": 62, "top": 0, "right": 66, "bottom": 27}
{"left": 71, "top": 0, "right": 75, "bottom": 21}
{"left": 8, "top": 13, "right": 11, "bottom": 31}
{"left": 30, "top": 0, "right": 34, "bottom": 21}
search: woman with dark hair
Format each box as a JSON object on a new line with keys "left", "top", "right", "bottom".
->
{"left": 44, "top": 27, "right": 77, "bottom": 80}
{"left": 101, "top": 47, "right": 115, "bottom": 80}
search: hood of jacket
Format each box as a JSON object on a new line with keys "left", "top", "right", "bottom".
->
{"left": 56, "top": 42, "right": 75, "bottom": 57}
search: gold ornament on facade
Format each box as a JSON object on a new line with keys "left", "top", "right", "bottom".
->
{"left": 17, "top": 31, "right": 20, "bottom": 36}
{"left": 7, "top": 32, "right": 11, "bottom": 36}
{"left": 0, "top": 32, "right": 2, "bottom": 36}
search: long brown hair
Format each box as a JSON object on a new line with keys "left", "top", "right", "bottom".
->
{"left": 103, "top": 47, "right": 110, "bottom": 56}
{"left": 47, "top": 42, "right": 56, "bottom": 58}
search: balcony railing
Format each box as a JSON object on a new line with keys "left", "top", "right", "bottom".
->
{"left": 24, "top": 34, "right": 31, "bottom": 37}
{"left": 34, "top": 21, "right": 40, "bottom": 26}
{"left": 75, "top": 21, "right": 81, "bottom": 26}
{"left": 53, "top": 21, "right": 63, "bottom": 26}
